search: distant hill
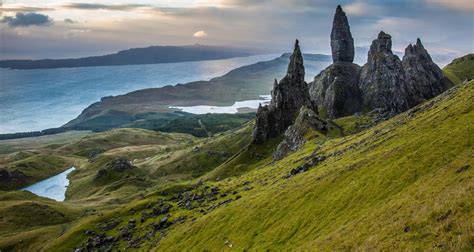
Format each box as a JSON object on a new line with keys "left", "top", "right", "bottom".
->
{"left": 0, "top": 44, "right": 254, "bottom": 69}
{"left": 443, "top": 54, "right": 474, "bottom": 85}
{"left": 63, "top": 53, "right": 331, "bottom": 131}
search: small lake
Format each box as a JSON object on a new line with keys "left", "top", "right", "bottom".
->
{"left": 22, "top": 167, "right": 76, "bottom": 201}
{"left": 170, "top": 95, "right": 271, "bottom": 114}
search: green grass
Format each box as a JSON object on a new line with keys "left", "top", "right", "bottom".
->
{"left": 443, "top": 54, "right": 474, "bottom": 85}
{"left": 0, "top": 154, "right": 74, "bottom": 190}
{"left": 142, "top": 122, "right": 254, "bottom": 179}
{"left": 0, "top": 131, "right": 92, "bottom": 155}
{"left": 156, "top": 81, "right": 474, "bottom": 250}
{"left": 58, "top": 128, "right": 195, "bottom": 158}
{"left": 1, "top": 79, "right": 473, "bottom": 251}
{"left": 0, "top": 191, "right": 82, "bottom": 251}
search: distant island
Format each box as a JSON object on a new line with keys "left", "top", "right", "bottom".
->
{"left": 0, "top": 44, "right": 255, "bottom": 69}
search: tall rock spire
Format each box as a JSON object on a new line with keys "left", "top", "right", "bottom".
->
{"left": 253, "top": 40, "right": 314, "bottom": 144}
{"left": 286, "top": 39, "right": 305, "bottom": 83}
{"left": 402, "top": 38, "right": 449, "bottom": 106}
{"left": 359, "top": 31, "right": 410, "bottom": 115}
{"left": 331, "top": 5, "right": 355, "bottom": 63}
{"left": 308, "top": 5, "right": 362, "bottom": 118}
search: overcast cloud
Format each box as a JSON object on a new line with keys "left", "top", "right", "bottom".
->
{"left": 0, "top": 0, "right": 472, "bottom": 66}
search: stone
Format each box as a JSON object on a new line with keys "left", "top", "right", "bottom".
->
{"left": 359, "top": 31, "right": 410, "bottom": 115}
{"left": 253, "top": 40, "right": 314, "bottom": 144}
{"left": 309, "top": 62, "right": 362, "bottom": 118}
{"left": 108, "top": 158, "right": 134, "bottom": 171}
{"left": 0, "top": 168, "right": 28, "bottom": 188}
{"left": 309, "top": 5, "right": 361, "bottom": 118}
{"left": 273, "top": 107, "right": 328, "bottom": 160}
{"left": 402, "top": 38, "right": 449, "bottom": 106}
{"left": 331, "top": 5, "right": 355, "bottom": 63}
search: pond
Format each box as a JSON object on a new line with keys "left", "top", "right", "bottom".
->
{"left": 22, "top": 167, "right": 76, "bottom": 201}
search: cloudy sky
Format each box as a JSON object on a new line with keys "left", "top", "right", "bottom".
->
{"left": 0, "top": 0, "right": 473, "bottom": 66}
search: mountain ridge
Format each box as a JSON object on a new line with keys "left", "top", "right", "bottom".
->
{"left": 0, "top": 44, "right": 256, "bottom": 69}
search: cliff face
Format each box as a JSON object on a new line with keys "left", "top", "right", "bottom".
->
{"left": 253, "top": 40, "right": 314, "bottom": 144}
{"left": 359, "top": 31, "right": 410, "bottom": 115}
{"left": 402, "top": 39, "right": 449, "bottom": 106}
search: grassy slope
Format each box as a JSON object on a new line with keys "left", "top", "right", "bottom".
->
{"left": 157, "top": 81, "right": 474, "bottom": 250}
{"left": 0, "top": 154, "right": 76, "bottom": 190}
{"left": 443, "top": 54, "right": 474, "bottom": 85}
{"left": 140, "top": 122, "right": 253, "bottom": 179}
{"left": 0, "top": 131, "right": 92, "bottom": 155}
{"left": 0, "top": 191, "right": 82, "bottom": 250}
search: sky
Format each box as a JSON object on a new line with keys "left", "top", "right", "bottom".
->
{"left": 0, "top": 0, "right": 473, "bottom": 66}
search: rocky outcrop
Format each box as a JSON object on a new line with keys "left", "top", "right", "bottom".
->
{"left": 253, "top": 40, "right": 314, "bottom": 144}
{"left": 273, "top": 107, "right": 328, "bottom": 160}
{"left": 359, "top": 33, "right": 449, "bottom": 115}
{"left": 257, "top": 6, "right": 450, "bottom": 146}
{"left": 331, "top": 5, "right": 355, "bottom": 63}
{"left": 359, "top": 31, "right": 410, "bottom": 115}
{"left": 309, "top": 62, "right": 362, "bottom": 118}
{"left": 402, "top": 39, "right": 449, "bottom": 106}
{"left": 309, "top": 5, "right": 362, "bottom": 118}
{"left": 94, "top": 158, "right": 134, "bottom": 181}
{"left": 0, "top": 168, "right": 28, "bottom": 189}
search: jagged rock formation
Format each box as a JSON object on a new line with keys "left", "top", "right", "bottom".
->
{"left": 257, "top": 5, "right": 450, "bottom": 145}
{"left": 273, "top": 107, "right": 328, "bottom": 160}
{"left": 402, "top": 39, "right": 449, "bottom": 106}
{"left": 253, "top": 40, "right": 314, "bottom": 144}
{"left": 309, "top": 5, "right": 362, "bottom": 118}
{"left": 331, "top": 5, "right": 355, "bottom": 63}
{"left": 359, "top": 31, "right": 410, "bottom": 115}
{"left": 310, "top": 62, "right": 362, "bottom": 118}
{"left": 309, "top": 6, "right": 449, "bottom": 119}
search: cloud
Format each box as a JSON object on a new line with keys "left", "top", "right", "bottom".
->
{"left": 62, "top": 3, "right": 150, "bottom": 11}
{"left": 0, "top": 6, "right": 55, "bottom": 12}
{"left": 1, "top": 13, "right": 53, "bottom": 27}
{"left": 64, "top": 18, "right": 75, "bottom": 24}
{"left": 343, "top": 2, "right": 381, "bottom": 16}
{"left": 426, "top": 0, "right": 474, "bottom": 13}
{"left": 193, "top": 30, "right": 208, "bottom": 38}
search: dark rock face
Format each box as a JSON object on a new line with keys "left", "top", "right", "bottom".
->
{"left": 273, "top": 107, "right": 328, "bottom": 160}
{"left": 309, "top": 62, "right": 362, "bottom": 118}
{"left": 402, "top": 39, "right": 449, "bottom": 106}
{"left": 331, "top": 5, "right": 355, "bottom": 63}
{"left": 0, "top": 168, "right": 28, "bottom": 188}
{"left": 253, "top": 40, "right": 314, "bottom": 144}
{"left": 359, "top": 31, "right": 410, "bottom": 115}
{"left": 108, "top": 158, "right": 134, "bottom": 171}
{"left": 309, "top": 5, "right": 361, "bottom": 118}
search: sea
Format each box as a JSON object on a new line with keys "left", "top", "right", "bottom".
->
{"left": 0, "top": 54, "right": 280, "bottom": 133}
